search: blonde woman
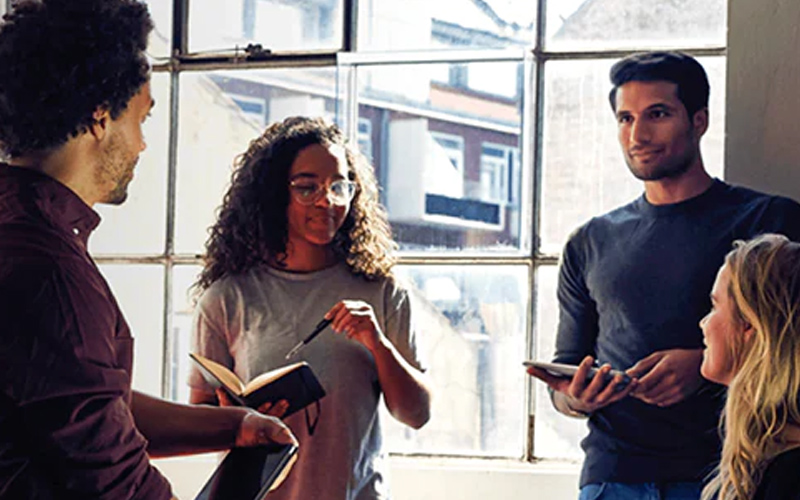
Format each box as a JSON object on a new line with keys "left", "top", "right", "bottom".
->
{"left": 700, "top": 233, "right": 800, "bottom": 500}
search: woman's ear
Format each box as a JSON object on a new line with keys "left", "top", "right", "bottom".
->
{"left": 741, "top": 320, "right": 755, "bottom": 343}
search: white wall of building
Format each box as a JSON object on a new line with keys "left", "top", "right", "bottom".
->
{"left": 725, "top": 0, "right": 800, "bottom": 201}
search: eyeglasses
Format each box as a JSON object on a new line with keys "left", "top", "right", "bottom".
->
{"left": 289, "top": 179, "right": 357, "bottom": 206}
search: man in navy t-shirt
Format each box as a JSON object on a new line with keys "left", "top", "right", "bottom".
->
{"left": 528, "top": 51, "right": 800, "bottom": 500}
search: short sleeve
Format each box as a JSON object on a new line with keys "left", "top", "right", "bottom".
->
{"left": 188, "top": 284, "right": 236, "bottom": 395}
{"left": 382, "top": 277, "right": 426, "bottom": 372}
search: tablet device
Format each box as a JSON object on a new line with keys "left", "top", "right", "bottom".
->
{"left": 194, "top": 443, "right": 298, "bottom": 500}
{"left": 524, "top": 360, "right": 631, "bottom": 386}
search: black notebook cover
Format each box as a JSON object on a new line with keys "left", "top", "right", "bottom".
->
{"left": 190, "top": 354, "right": 326, "bottom": 417}
{"left": 242, "top": 363, "right": 325, "bottom": 417}
{"left": 194, "top": 443, "right": 298, "bottom": 500}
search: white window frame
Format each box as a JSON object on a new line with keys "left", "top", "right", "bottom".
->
{"left": 479, "top": 142, "right": 519, "bottom": 204}
{"left": 430, "top": 131, "right": 465, "bottom": 176}
{"left": 227, "top": 92, "right": 267, "bottom": 127}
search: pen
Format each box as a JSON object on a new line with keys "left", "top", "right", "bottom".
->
{"left": 285, "top": 318, "right": 333, "bottom": 359}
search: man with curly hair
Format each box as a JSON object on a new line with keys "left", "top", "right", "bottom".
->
{"left": 0, "top": 1, "right": 296, "bottom": 499}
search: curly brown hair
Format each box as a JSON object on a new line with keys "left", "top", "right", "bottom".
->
{"left": 196, "top": 116, "right": 397, "bottom": 292}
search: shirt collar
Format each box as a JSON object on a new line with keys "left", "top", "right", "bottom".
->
{"left": 0, "top": 164, "right": 101, "bottom": 246}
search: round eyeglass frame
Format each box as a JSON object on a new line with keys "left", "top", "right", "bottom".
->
{"left": 289, "top": 179, "right": 357, "bottom": 206}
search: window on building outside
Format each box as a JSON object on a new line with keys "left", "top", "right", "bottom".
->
{"left": 93, "top": 0, "right": 728, "bottom": 463}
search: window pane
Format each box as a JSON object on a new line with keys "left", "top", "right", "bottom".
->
{"left": 90, "top": 73, "right": 170, "bottom": 255}
{"left": 189, "top": 0, "right": 343, "bottom": 53}
{"left": 545, "top": 0, "right": 727, "bottom": 51}
{"left": 355, "top": 61, "right": 528, "bottom": 254}
{"left": 99, "top": 264, "right": 165, "bottom": 397}
{"left": 385, "top": 264, "right": 528, "bottom": 457}
{"left": 145, "top": 0, "right": 172, "bottom": 58}
{"left": 540, "top": 57, "right": 725, "bottom": 254}
{"left": 175, "top": 68, "right": 338, "bottom": 255}
{"left": 171, "top": 264, "right": 203, "bottom": 403}
{"left": 359, "top": 0, "right": 535, "bottom": 51}
{"left": 533, "top": 264, "right": 583, "bottom": 459}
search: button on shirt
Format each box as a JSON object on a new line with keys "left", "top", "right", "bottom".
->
{"left": 0, "top": 165, "right": 171, "bottom": 499}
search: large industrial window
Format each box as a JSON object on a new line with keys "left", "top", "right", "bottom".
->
{"left": 82, "top": 0, "right": 727, "bottom": 462}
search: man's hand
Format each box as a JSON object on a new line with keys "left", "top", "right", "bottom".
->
{"left": 235, "top": 410, "right": 298, "bottom": 448}
{"left": 626, "top": 348, "right": 704, "bottom": 407}
{"left": 527, "top": 356, "right": 637, "bottom": 415}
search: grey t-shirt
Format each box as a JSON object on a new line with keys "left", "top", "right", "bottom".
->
{"left": 189, "top": 263, "right": 423, "bottom": 500}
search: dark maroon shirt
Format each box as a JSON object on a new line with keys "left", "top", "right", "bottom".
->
{"left": 0, "top": 165, "right": 171, "bottom": 499}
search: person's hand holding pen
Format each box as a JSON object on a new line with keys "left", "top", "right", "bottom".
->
{"left": 325, "top": 300, "right": 386, "bottom": 354}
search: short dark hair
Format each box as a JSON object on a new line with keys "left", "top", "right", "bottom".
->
{"left": 0, "top": 0, "right": 153, "bottom": 157}
{"left": 608, "top": 51, "right": 710, "bottom": 118}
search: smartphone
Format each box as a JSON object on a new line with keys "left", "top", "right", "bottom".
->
{"left": 524, "top": 360, "right": 631, "bottom": 387}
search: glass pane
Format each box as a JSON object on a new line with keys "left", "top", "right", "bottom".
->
{"left": 359, "top": 0, "right": 535, "bottom": 51}
{"left": 355, "top": 61, "right": 528, "bottom": 254}
{"left": 174, "top": 68, "right": 338, "bottom": 255}
{"left": 99, "top": 264, "right": 165, "bottom": 397}
{"left": 540, "top": 57, "right": 726, "bottom": 254}
{"left": 545, "top": 0, "right": 727, "bottom": 51}
{"left": 171, "top": 264, "right": 203, "bottom": 403}
{"left": 145, "top": 0, "right": 172, "bottom": 58}
{"left": 90, "top": 73, "right": 170, "bottom": 255}
{"left": 189, "top": 0, "right": 343, "bottom": 54}
{"left": 384, "top": 264, "right": 528, "bottom": 457}
{"left": 533, "top": 264, "right": 583, "bottom": 459}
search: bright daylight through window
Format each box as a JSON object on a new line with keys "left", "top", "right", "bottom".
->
{"left": 88, "top": 0, "right": 727, "bottom": 462}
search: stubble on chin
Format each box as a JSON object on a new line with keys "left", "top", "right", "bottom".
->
{"left": 625, "top": 154, "right": 693, "bottom": 182}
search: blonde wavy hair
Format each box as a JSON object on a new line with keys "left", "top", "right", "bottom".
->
{"left": 702, "top": 233, "right": 800, "bottom": 500}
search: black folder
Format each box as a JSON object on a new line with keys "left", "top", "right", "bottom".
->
{"left": 194, "top": 443, "right": 298, "bottom": 500}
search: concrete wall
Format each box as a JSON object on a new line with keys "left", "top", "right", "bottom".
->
{"left": 725, "top": 0, "right": 800, "bottom": 200}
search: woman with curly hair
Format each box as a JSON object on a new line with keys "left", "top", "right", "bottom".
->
{"left": 189, "top": 116, "right": 431, "bottom": 500}
{"left": 700, "top": 233, "right": 800, "bottom": 500}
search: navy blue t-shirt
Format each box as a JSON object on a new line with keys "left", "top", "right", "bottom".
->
{"left": 554, "top": 179, "right": 800, "bottom": 487}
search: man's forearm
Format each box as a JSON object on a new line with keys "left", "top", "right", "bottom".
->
{"left": 131, "top": 391, "right": 248, "bottom": 457}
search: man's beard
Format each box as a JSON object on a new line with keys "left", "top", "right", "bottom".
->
{"left": 97, "top": 132, "right": 137, "bottom": 205}
{"left": 626, "top": 152, "right": 694, "bottom": 181}
{"left": 625, "top": 134, "right": 699, "bottom": 182}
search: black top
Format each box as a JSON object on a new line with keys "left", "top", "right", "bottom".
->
{"left": 0, "top": 165, "right": 171, "bottom": 499}
{"left": 554, "top": 179, "right": 800, "bottom": 487}
{"left": 754, "top": 447, "right": 800, "bottom": 500}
